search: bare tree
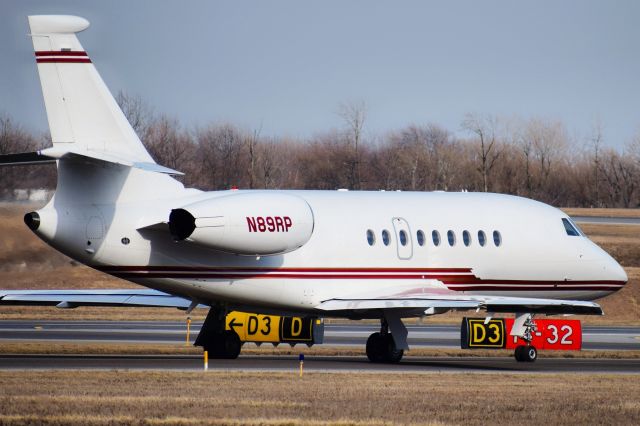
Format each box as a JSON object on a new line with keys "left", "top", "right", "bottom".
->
{"left": 589, "top": 121, "right": 604, "bottom": 207}
{"left": 337, "top": 101, "right": 367, "bottom": 189}
{"left": 461, "top": 113, "right": 501, "bottom": 192}
{"left": 245, "top": 125, "right": 262, "bottom": 189}
{"left": 115, "top": 91, "right": 154, "bottom": 138}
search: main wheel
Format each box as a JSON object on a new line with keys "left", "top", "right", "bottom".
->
{"left": 366, "top": 332, "right": 386, "bottom": 363}
{"left": 366, "top": 333, "right": 404, "bottom": 363}
{"left": 382, "top": 334, "right": 404, "bottom": 363}
{"left": 221, "top": 330, "right": 242, "bottom": 359}
{"left": 203, "top": 330, "right": 242, "bottom": 359}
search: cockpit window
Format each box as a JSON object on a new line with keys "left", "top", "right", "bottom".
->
{"left": 562, "top": 218, "right": 581, "bottom": 237}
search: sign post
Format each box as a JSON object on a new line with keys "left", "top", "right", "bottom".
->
{"left": 186, "top": 317, "right": 191, "bottom": 346}
{"left": 299, "top": 354, "right": 304, "bottom": 377}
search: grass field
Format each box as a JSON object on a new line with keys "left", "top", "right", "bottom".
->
{"left": 0, "top": 371, "right": 638, "bottom": 425}
{"left": 561, "top": 207, "right": 640, "bottom": 218}
{"left": 0, "top": 203, "right": 639, "bottom": 324}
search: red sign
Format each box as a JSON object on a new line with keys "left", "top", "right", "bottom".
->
{"left": 504, "top": 318, "right": 582, "bottom": 351}
{"left": 461, "top": 317, "right": 581, "bottom": 351}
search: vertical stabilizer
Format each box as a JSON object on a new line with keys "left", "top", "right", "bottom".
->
{"left": 28, "top": 15, "right": 154, "bottom": 163}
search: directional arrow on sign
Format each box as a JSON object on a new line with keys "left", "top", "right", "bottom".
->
{"left": 228, "top": 317, "right": 243, "bottom": 330}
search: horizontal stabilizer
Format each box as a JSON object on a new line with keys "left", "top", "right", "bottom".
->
{"left": 0, "top": 148, "right": 182, "bottom": 175}
{"left": 0, "top": 151, "right": 55, "bottom": 166}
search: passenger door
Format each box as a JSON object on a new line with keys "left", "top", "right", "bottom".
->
{"left": 392, "top": 217, "right": 413, "bottom": 260}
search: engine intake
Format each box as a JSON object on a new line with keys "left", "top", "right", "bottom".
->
{"left": 24, "top": 211, "right": 41, "bottom": 231}
{"left": 169, "top": 209, "right": 196, "bottom": 240}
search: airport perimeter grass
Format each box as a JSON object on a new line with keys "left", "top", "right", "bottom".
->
{"left": 0, "top": 370, "right": 639, "bottom": 425}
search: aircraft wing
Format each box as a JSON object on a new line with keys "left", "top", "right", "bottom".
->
{"left": 316, "top": 286, "right": 603, "bottom": 316}
{"left": 0, "top": 289, "right": 204, "bottom": 309}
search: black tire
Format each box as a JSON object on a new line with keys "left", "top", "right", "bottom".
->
{"left": 514, "top": 345, "right": 525, "bottom": 362}
{"left": 221, "top": 330, "right": 242, "bottom": 359}
{"left": 202, "top": 331, "right": 242, "bottom": 359}
{"left": 515, "top": 345, "right": 537, "bottom": 363}
{"left": 366, "top": 332, "right": 386, "bottom": 363}
{"left": 523, "top": 345, "right": 537, "bottom": 363}
{"left": 383, "top": 334, "right": 404, "bottom": 363}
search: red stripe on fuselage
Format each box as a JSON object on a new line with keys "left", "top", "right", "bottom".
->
{"left": 96, "top": 265, "right": 625, "bottom": 292}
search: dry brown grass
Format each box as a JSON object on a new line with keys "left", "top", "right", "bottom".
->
{"left": 0, "top": 370, "right": 638, "bottom": 425}
{"left": 562, "top": 207, "right": 640, "bottom": 218}
{"left": 0, "top": 204, "right": 638, "bottom": 324}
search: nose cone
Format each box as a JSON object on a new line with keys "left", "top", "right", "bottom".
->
{"left": 607, "top": 256, "right": 628, "bottom": 284}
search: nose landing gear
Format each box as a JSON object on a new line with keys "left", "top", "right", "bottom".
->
{"left": 512, "top": 313, "right": 538, "bottom": 363}
{"left": 514, "top": 344, "right": 537, "bottom": 362}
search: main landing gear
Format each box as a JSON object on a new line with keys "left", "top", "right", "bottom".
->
{"left": 366, "top": 315, "right": 408, "bottom": 363}
{"left": 512, "top": 313, "right": 538, "bottom": 363}
{"left": 194, "top": 308, "right": 242, "bottom": 359}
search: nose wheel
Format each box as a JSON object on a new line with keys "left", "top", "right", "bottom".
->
{"left": 512, "top": 313, "right": 538, "bottom": 363}
{"left": 514, "top": 345, "right": 537, "bottom": 362}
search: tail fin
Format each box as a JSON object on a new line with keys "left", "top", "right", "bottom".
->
{"left": 28, "top": 15, "right": 153, "bottom": 163}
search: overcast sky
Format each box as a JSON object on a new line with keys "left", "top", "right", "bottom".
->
{"left": 2, "top": 1, "right": 639, "bottom": 149}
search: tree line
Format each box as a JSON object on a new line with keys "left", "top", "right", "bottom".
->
{"left": 1, "top": 93, "right": 639, "bottom": 208}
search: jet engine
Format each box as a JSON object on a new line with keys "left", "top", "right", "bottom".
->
{"left": 169, "top": 192, "right": 314, "bottom": 255}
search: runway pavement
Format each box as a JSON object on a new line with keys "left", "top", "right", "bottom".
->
{"left": 0, "top": 353, "right": 638, "bottom": 373}
{"left": 1, "top": 320, "right": 639, "bottom": 350}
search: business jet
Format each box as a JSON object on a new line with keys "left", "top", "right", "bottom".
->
{"left": 0, "top": 15, "right": 627, "bottom": 363}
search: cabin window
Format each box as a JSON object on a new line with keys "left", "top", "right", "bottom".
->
{"left": 416, "top": 230, "right": 425, "bottom": 246}
{"left": 399, "top": 230, "right": 408, "bottom": 246}
{"left": 366, "top": 229, "right": 375, "bottom": 246}
{"left": 562, "top": 218, "right": 581, "bottom": 237}
{"left": 478, "top": 230, "right": 486, "bottom": 247}
{"left": 462, "top": 230, "right": 471, "bottom": 246}
{"left": 432, "top": 230, "right": 441, "bottom": 246}
{"left": 382, "top": 230, "right": 391, "bottom": 246}
{"left": 447, "top": 230, "right": 456, "bottom": 246}
{"left": 493, "top": 230, "right": 502, "bottom": 247}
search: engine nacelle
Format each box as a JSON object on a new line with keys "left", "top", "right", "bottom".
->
{"left": 169, "top": 192, "right": 314, "bottom": 255}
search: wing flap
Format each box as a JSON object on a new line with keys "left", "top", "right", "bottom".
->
{"left": 317, "top": 294, "right": 603, "bottom": 316}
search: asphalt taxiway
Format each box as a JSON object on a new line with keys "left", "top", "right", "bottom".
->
{"left": 0, "top": 321, "right": 638, "bottom": 373}
{"left": 1, "top": 321, "right": 638, "bottom": 351}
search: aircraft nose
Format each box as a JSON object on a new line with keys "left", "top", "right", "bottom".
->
{"left": 605, "top": 255, "right": 628, "bottom": 286}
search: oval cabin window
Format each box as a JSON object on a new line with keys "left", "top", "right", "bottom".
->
{"left": 399, "top": 230, "right": 408, "bottom": 246}
{"left": 447, "top": 230, "right": 456, "bottom": 246}
{"left": 432, "top": 230, "right": 441, "bottom": 246}
{"left": 478, "top": 230, "right": 486, "bottom": 247}
{"left": 382, "top": 230, "right": 391, "bottom": 246}
{"left": 462, "top": 230, "right": 471, "bottom": 246}
{"left": 493, "top": 230, "right": 502, "bottom": 247}
{"left": 366, "top": 229, "right": 375, "bottom": 246}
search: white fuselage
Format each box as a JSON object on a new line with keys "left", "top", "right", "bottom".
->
{"left": 32, "top": 164, "right": 627, "bottom": 318}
